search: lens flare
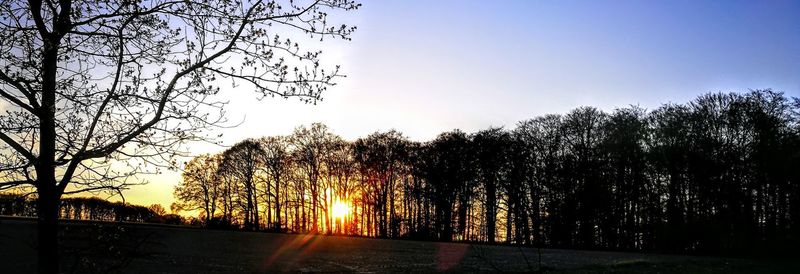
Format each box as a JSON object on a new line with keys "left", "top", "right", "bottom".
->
{"left": 332, "top": 200, "right": 350, "bottom": 220}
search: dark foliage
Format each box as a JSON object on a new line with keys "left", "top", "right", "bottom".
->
{"left": 0, "top": 194, "right": 183, "bottom": 225}
{"left": 172, "top": 89, "right": 800, "bottom": 256}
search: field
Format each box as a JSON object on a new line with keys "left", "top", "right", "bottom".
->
{"left": 0, "top": 218, "right": 793, "bottom": 273}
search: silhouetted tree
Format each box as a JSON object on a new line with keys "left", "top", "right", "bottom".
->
{"left": 261, "top": 136, "right": 291, "bottom": 231}
{"left": 649, "top": 104, "right": 693, "bottom": 251}
{"left": 174, "top": 154, "right": 222, "bottom": 224}
{"left": 219, "top": 139, "right": 265, "bottom": 230}
{"left": 1, "top": 194, "right": 174, "bottom": 224}
{"left": 599, "top": 107, "right": 652, "bottom": 250}
{"left": 171, "top": 90, "right": 800, "bottom": 256}
{"left": 291, "top": 123, "right": 334, "bottom": 232}
{"left": 419, "top": 130, "right": 475, "bottom": 241}
{"left": 352, "top": 130, "right": 410, "bottom": 237}
{"left": 472, "top": 128, "right": 511, "bottom": 243}
{"left": 0, "top": 1, "right": 359, "bottom": 272}
{"left": 516, "top": 115, "right": 564, "bottom": 246}
{"left": 561, "top": 107, "right": 607, "bottom": 248}
{"left": 324, "top": 138, "right": 357, "bottom": 234}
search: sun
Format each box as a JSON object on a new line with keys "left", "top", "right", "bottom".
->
{"left": 331, "top": 200, "right": 351, "bottom": 220}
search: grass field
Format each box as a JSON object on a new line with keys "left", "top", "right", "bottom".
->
{"left": 0, "top": 218, "right": 794, "bottom": 273}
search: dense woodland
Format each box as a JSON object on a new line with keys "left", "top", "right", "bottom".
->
{"left": 170, "top": 90, "right": 800, "bottom": 255}
{"left": 3, "top": 90, "right": 797, "bottom": 256}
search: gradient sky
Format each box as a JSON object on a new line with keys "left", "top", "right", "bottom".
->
{"left": 122, "top": 0, "right": 800, "bottom": 209}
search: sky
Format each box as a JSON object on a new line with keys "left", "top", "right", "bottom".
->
{"left": 122, "top": 0, "right": 800, "bottom": 209}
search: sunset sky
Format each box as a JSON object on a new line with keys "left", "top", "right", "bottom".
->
{"left": 123, "top": 0, "right": 800, "bottom": 209}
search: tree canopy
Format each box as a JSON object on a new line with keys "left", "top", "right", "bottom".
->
{"left": 175, "top": 90, "right": 800, "bottom": 256}
{"left": 0, "top": 1, "right": 360, "bottom": 273}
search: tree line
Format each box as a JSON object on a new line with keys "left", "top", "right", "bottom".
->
{"left": 175, "top": 90, "right": 799, "bottom": 255}
{"left": 0, "top": 194, "right": 184, "bottom": 225}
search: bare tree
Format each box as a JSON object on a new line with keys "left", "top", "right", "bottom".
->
{"left": 326, "top": 137, "right": 356, "bottom": 233}
{"left": 172, "top": 90, "right": 800, "bottom": 255}
{"left": 173, "top": 154, "right": 221, "bottom": 223}
{"left": 0, "top": 0, "right": 359, "bottom": 272}
{"left": 148, "top": 203, "right": 167, "bottom": 216}
{"left": 472, "top": 127, "right": 511, "bottom": 243}
{"left": 260, "top": 135, "right": 291, "bottom": 231}
{"left": 290, "top": 122, "right": 333, "bottom": 233}
{"left": 219, "top": 139, "right": 265, "bottom": 230}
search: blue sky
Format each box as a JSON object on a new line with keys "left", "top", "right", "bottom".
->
{"left": 222, "top": 0, "right": 800, "bottom": 142}
{"left": 332, "top": 0, "right": 798, "bottom": 139}
{"left": 355, "top": 0, "right": 798, "bottom": 107}
{"left": 126, "top": 0, "right": 800, "bottom": 207}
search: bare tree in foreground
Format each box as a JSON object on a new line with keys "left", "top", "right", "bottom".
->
{"left": 0, "top": 0, "right": 359, "bottom": 273}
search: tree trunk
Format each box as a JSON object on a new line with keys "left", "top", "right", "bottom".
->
{"left": 266, "top": 179, "right": 272, "bottom": 230}
{"left": 506, "top": 205, "right": 513, "bottom": 243}
{"left": 37, "top": 30, "right": 62, "bottom": 274}
{"left": 311, "top": 181, "right": 318, "bottom": 233}
{"left": 37, "top": 189, "right": 60, "bottom": 274}
{"left": 252, "top": 181, "right": 260, "bottom": 231}
{"left": 275, "top": 177, "right": 281, "bottom": 231}
{"left": 486, "top": 180, "right": 496, "bottom": 244}
{"left": 390, "top": 177, "right": 397, "bottom": 238}
{"left": 324, "top": 191, "right": 331, "bottom": 234}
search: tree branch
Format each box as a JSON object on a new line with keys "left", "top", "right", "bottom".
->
{"left": 27, "top": 0, "right": 49, "bottom": 37}
{"left": 0, "top": 180, "right": 33, "bottom": 190}
{"left": 0, "top": 70, "right": 39, "bottom": 114}
{"left": 58, "top": 1, "right": 264, "bottom": 189}
{"left": 0, "top": 131, "right": 35, "bottom": 161}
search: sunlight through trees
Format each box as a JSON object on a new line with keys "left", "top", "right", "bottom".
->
{"left": 173, "top": 90, "right": 800, "bottom": 256}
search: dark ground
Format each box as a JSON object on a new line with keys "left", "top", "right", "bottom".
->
{"left": 0, "top": 218, "right": 795, "bottom": 273}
